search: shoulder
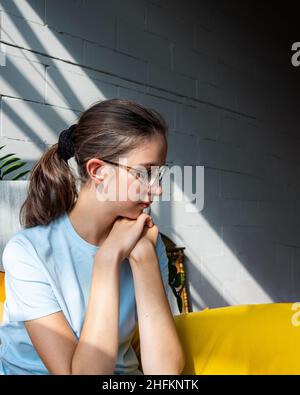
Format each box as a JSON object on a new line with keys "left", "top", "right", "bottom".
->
{"left": 3, "top": 213, "right": 65, "bottom": 253}
{"left": 3, "top": 225, "right": 44, "bottom": 255}
{"left": 2, "top": 231, "right": 40, "bottom": 275}
{"left": 1, "top": 216, "right": 63, "bottom": 274}
{"left": 2, "top": 228, "right": 62, "bottom": 322}
{"left": 3, "top": 229, "right": 34, "bottom": 256}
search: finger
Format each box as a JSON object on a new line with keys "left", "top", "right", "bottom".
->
{"left": 145, "top": 216, "right": 154, "bottom": 227}
{"left": 137, "top": 212, "right": 151, "bottom": 226}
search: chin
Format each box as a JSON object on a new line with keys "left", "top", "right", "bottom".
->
{"left": 120, "top": 207, "right": 143, "bottom": 219}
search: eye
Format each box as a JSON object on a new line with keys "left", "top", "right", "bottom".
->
{"left": 135, "top": 169, "right": 145, "bottom": 177}
{"left": 133, "top": 169, "right": 145, "bottom": 181}
{"left": 131, "top": 165, "right": 153, "bottom": 182}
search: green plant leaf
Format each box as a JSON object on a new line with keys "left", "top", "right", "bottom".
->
{"left": 0, "top": 156, "right": 21, "bottom": 170}
{"left": 0, "top": 153, "right": 17, "bottom": 162}
{"left": 11, "top": 170, "right": 31, "bottom": 180}
{"left": 0, "top": 146, "right": 30, "bottom": 181}
{"left": 174, "top": 272, "right": 185, "bottom": 288}
{"left": 2, "top": 161, "right": 27, "bottom": 177}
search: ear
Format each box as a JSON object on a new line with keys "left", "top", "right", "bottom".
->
{"left": 95, "top": 168, "right": 105, "bottom": 181}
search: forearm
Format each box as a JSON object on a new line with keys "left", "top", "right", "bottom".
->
{"left": 130, "top": 248, "right": 185, "bottom": 375}
{"left": 71, "top": 249, "right": 121, "bottom": 375}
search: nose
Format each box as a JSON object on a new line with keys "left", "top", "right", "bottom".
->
{"left": 148, "top": 182, "right": 163, "bottom": 197}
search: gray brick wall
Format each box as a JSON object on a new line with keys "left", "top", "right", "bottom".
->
{"left": 1, "top": 0, "right": 299, "bottom": 312}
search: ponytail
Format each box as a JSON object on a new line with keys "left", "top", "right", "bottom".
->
{"left": 19, "top": 143, "right": 78, "bottom": 228}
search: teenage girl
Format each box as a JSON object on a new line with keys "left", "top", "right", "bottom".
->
{"left": 0, "top": 98, "right": 185, "bottom": 375}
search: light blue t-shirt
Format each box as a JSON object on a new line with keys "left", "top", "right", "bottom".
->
{"left": 0, "top": 212, "right": 170, "bottom": 375}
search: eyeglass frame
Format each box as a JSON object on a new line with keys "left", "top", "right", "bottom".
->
{"left": 100, "top": 159, "right": 169, "bottom": 187}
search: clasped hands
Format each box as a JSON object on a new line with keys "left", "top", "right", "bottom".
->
{"left": 128, "top": 214, "right": 159, "bottom": 265}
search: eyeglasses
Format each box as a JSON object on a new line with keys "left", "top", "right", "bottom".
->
{"left": 101, "top": 159, "right": 168, "bottom": 187}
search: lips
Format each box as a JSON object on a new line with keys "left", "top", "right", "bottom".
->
{"left": 140, "top": 203, "right": 150, "bottom": 207}
{"left": 140, "top": 201, "right": 152, "bottom": 207}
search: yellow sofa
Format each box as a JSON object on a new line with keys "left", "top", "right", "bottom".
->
{"left": 1, "top": 272, "right": 300, "bottom": 374}
{"left": 131, "top": 301, "right": 300, "bottom": 374}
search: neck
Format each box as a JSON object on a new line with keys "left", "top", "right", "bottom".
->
{"left": 67, "top": 186, "right": 118, "bottom": 247}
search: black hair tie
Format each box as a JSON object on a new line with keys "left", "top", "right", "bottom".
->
{"left": 58, "top": 124, "right": 76, "bottom": 163}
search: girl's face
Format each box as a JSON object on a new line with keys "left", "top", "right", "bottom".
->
{"left": 94, "top": 134, "right": 167, "bottom": 219}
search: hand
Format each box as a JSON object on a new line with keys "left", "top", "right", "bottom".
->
{"left": 128, "top": 219, "right": 160, "bottom": 265}
{"left": 101, "top": 213, "right": 154, "bottom": 262}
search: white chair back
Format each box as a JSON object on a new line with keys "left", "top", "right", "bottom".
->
{"left": 0, "top": 181, "right": 29, "bottom": 271}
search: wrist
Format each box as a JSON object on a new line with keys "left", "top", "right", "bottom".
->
{"left": 95, "top": 244, "right": 122, "bottom": 266}
{"left": 129, "top": 242, "right": 157, "bottom": 266}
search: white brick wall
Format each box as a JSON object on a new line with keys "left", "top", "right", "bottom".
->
{"left": 1, "top": 0, "right": 300, "bottom": 313}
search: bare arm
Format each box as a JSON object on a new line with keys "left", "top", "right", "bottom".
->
{"left": 129, "top": 242, "right": 185, "bottom": 375}
{"left": 71, "top": 248, "right": 121, "bottom": 374}
{"left": 25, "top": 247, "right": 121, "bottom": 375}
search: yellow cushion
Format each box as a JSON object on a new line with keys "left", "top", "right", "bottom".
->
{"left": 132, "top": 302, "right": 300, "bottom": 374}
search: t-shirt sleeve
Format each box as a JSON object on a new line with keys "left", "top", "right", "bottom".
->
{"left": 2, "top": 236, "right": 62, "bottom": 322}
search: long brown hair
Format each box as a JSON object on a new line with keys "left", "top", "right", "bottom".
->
{"left": 20, "top": 98, "right": 168, "bottom": 228}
